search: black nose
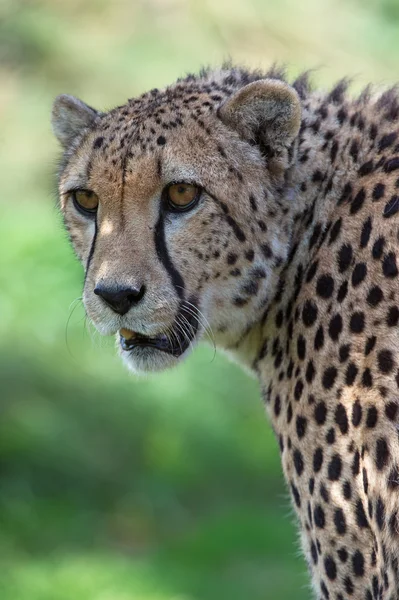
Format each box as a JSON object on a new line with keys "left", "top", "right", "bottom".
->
{"left": 94, "top": 284, "right": 146, "bottom": 315}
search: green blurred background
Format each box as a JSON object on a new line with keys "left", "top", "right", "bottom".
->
{"left": 2, "top": 1, "right": 399, "bottom": 598}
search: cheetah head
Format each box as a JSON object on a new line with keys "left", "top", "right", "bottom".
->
{"left": 52, "top": 69, "right": 302, "bottom": 374}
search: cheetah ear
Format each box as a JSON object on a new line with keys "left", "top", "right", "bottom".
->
{"left": 219, "top": 79, "right": 301, "bottom": 153}
{"left": 52, "top": 94, "right": 99, "bottom": 148}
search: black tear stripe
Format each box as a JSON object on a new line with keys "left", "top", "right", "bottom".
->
{"left": 154, "top": 213, "right": 185, "bottom": 299}
{"left": 84, "top": 219, "right": 98, "bottom": 284}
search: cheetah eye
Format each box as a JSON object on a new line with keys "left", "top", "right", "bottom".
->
{"left": 165, "top": 183, "right": 201, "bottom": 212}
{"left": 71, "top": 189, "right": 99, "bottom": 216}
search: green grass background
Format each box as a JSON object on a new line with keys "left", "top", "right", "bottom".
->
{"left": 2, "top": 0, "right": 399, "bottom": 598}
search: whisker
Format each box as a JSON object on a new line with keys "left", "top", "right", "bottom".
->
{"left": 65, "top": 297, "right": 84, "bottom": 360}
{"left": 180, "top": 300, "right": 217, "bottom": 361}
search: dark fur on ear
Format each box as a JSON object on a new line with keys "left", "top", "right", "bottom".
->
{"left": 219, "top": 79, "right": 301, "bottom": 152}
{"left": 52, "top": 94, "right": 99, "bottom": 148}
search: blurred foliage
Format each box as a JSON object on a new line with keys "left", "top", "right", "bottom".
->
{"left": 2, "top": 0, "right": 399, "bottom": 598}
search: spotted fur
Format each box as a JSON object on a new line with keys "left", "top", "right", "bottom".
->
{"left": 52, "top": 65, "right": 399, "bottom": 599}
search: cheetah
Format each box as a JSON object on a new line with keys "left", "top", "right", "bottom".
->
{"left": 52, "top": 65, "right": 399, "bottom": 599}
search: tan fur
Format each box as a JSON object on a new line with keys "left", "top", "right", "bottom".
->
{"left": 53, "top": 66, "right": 399, "bottom": 598}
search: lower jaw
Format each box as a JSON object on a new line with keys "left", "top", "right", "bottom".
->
{"left": 119, "top": 342, "right": 182, "bottom": 374}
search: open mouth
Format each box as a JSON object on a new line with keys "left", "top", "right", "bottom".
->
{"left": 119, "top": 303, "right": 199, "bottom": 358}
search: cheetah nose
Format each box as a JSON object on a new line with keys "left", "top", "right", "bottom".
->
{"left": 94, "top": 283, "right": 146, "bottom": 315}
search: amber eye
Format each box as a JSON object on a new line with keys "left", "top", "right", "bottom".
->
{"left": 165, "top": 183, "right": 201, "bottom": 212}
{"left": 71, "top": 190, "right": 99, "bottom": 216}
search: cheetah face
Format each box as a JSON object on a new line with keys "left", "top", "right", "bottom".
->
{"left": 52, "top": 75, "right": 301, "bottom": 373}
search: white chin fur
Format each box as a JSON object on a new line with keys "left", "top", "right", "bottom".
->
{"left": 118, "top": 342, "right": 181, "bottom": 374}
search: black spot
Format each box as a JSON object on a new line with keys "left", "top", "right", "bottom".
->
{"left": 324, "top": 556, "right": 337, "bottom": 580}
{"left": 320, "top": 483, "right": 329, "bottom": 505}
{"left": 388, "top": 466, "right": 399, "bottom": 489}
{"left": 364, "top": 336, "right": 376, "bottom": 355}
{"left": 93, "top": 136, "right": 104, "bottom": 149}
{"left": 291, "top": 483, "right": 301, "bottom": 508}
{"left": 306, "top": 260, "right": 319, "bottom": 282}
{"left": 313, "top": 447, "right": 323, "bottom": 472}
{"left": 302, "top": 300, "right": 318, "bottom": 327}
{"left": 326, "top": 429, "right": 336, "bottom": 447}
{"left": 329, "top": 219, "right": 342, "bottom": 244}
{"left": 245, "top": 249, "right": 254, "bottom": 262}
{"left": 320, "top": 582, "right": 329, "bottom": 599}
{"left": 314, "top": 401, "right": 327, "bottom": 425}
{"left": 352, "top": 450, "right": 360, "bottom": 475}
{"left": 293, "top": 449, "right": 304, "bottom": 476}
{"left": 322, "top": 366, "right": 337, "bottom": 390}
{"left": 383, "top": 195, "right": 399, "bottom": 218}
{"left": 350, "top": 188, "right": 365, "bottom": 214}
{"left": 274, "top": 395, "right": 281, "bottom": 416}
{"left": 355, "top": 499, "right": 369, "bottom": 529}
{"left": 297, "top": 336, "right": 306, "bottom": 360}
{"left": 314, "top": 504, "right": 325, "bottom": 528}
{"left": 249, "top": 194, "right": 258, "bottom": 211}
{"left": 360, "top": 217, "right": 372, "bottom": 247}
{"left": 314, "top": 326, "right": 324, "bottom": 350}
{"left": 343, "top": 480, "right": 351, "bottom": 499}
{"left": 352, "top": 549, "right": 365, "bottom": 577}
{"left": 296, "top": 415, "right": 307, "bottom": 438}
{"left": 350, "top": 139, "right": 359, "bottom": 161}
{"left": 337, "top": 108, "right": 347, "bottom": 124}
{"left": 338, "top": 244, "right": 353, "bottom": 272}
{"left": 349, "top": 312, "right": 365, "bottom": 333}
{"left": 338, "top": 181, "right": 353, "bottom": 205}
{"left": 345, "top": 362, "right": 358, "bottom": 386}
{"left": 227, "top": 253, "right": 237, "bottom": 265}
{"left": 309, "top": 224, "right": 322, "bottom": 249}
{"left": 376, "top": 438, "right": 390, "bottom": 470}
{"left": 316, "top": 274, "right": 334, "bottom": 299}
{"left": 334, "top": 508, "right": 346, "bottom": 535}
{"left": 306, "top": 360, "right": 316, "bottom": 383}
{"left": 372, "top": 236, "right": 385, "bottom": 259}
{"left": 157, "top": 135, "right": 166, "bottom": 145}
{"left": 362, "top": 368, "right": 373, "bottom": 388}
{"left": 382, "top": 252, "right": 398, "bottom": 278}
{"left": 335, "top": 404, "right": 348, "bottom": 434}
{"left": 387, "top": 305, "right": 399, "bottom": 327}
{"left": 344, "top": 577, "right": 354, "bottom": 594}
{"left": 352, "top": 400, "right": 362, "bottom": 426}
{"left": 385, "top": 401, "right": 398, "bottom": 421}
{"left": 378, "top": 349, "right": 394, "bottom": 374}
{"left": 358, "top": 160, "right": 373, "bottom": 176}
{"left": 351, "top": 262, "right": 367, "bottom": 286}
{"left": 227, "top": 216, "right": 246, "bottom": 242}
{"left": 330, "top": 139, "right": 338, "bottom": 162}
{"left": 367, "top": 285, "right": 383, "bottom": 307}
{"left": 384, "top": 156, "right": 399, "bottom": 172}
{"left": 310, "top": 541, "right": 318, "bottom": 564}
{"left": 337, "top": 280, "right": 348, "bottom": 303}
{"left": 376, "top": 496, "right": 385, "bottom": 530}
{"left": 328, "top": 454, "right": 342, "bottom": 481}
{"left": 339, "top": 344, "right": 350, "bottom": 362}
{"left": 294, "top": 379, "right": 304, "bottom": 401}
{"left": 372, "top": 182, "right": 385, "bottom": 201}
{"left": 328, "top": 314, "right": 342, "bottom": 341}
{"left": 379, "top": 132, "right": 397, "bottom": 151}
{"left": 366, "top": 406, "right": 378, "bottom": 428}
{"left": 362, "top": 467, "right": 368, "bottom": 494}
{"left": 338, "top": 547, "right": 348, "bottom": 562}
{"left": 261, "top": 243, "right": 273, "bottom": 258}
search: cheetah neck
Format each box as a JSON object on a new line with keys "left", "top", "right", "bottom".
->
{"left": 227, "top": 87, "right": 380, "bottom": 378}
